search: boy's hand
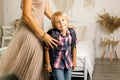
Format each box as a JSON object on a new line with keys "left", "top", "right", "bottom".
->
{"left": 45, "top": 65, "right": 52, "bottom": 72}
{"left": 72, "top": 60, "right": 76, "bottom": 70}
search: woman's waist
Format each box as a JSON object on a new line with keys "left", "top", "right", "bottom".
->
{"left": 19, "top": 17, "right": 43, "bottom": 28}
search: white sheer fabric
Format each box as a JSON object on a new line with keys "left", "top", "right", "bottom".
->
{"left": 53, "top": 0, "right": 75, "bottom": 13}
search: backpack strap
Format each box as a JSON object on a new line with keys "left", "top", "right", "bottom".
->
{"left": 68, "top": 28, "right": 77, "bottom": 55}
{"left": 47, "top": 28, "right": 60, "bottom": 40}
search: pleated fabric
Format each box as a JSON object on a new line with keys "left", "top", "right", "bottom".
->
{"left": 0, "top": 0, "right": 49, "bottom": 80}
{"left": 0, "top": 24, "right": 49, "bottom": 80}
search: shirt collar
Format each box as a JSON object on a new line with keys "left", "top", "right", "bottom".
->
{"left": 60, "top": 29, "right": 70, "bottom": 37}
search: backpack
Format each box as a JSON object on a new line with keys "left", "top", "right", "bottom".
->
{"left": 44, "top": 28, "right": 77, "bottom": 80}
{"left": 47, "top": 28, "right": 77, "bottom": 64}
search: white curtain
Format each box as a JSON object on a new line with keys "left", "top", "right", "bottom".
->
{"left": 84, "top": 0, "right": 94, "bottom": 11}
{"left": 53, "top": 0, "right": 75, "bottom": 13}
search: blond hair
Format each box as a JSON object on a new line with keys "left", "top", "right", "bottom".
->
{"left": 51, "top": 11, "right": 69, "bottom": 28}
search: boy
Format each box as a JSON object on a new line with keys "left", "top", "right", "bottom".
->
{"left": 44, "top": 11, "right": 77, "bottom": 80}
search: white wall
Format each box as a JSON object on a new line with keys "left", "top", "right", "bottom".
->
{"left": 94, "top": 0, "right": 120, "bottom": 58}
{"left": 3, "top": 0, "right": 21, "bottom": 25}
{"left": 1, "top": 0, "right": 120, "bottom": 58}
{"left": 0, "top": 0, "right": 3, "bottom": 25}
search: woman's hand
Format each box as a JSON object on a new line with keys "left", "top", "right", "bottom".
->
{"left": 45, "top": 65, "right": 52, "bottom": 72}
{"left": 43, "top": 33, "right": 58, "bottom": 48}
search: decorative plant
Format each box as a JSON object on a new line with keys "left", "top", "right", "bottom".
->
{"left": 97, "top": 12, "right": 120, "bottom": 33}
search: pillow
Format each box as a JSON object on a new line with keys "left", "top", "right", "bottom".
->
{"left": 73, "top": 26, "right": 87, "bottom": 41}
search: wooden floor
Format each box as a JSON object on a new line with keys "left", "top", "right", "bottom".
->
{"left": 72, "top": 58, "right": 120, "bottom": 80}
{"left": 93, "top": 58, "right": 120, "bottom": 80}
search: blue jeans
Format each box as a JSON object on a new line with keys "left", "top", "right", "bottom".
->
{"left": 53, "top": 68, "right": 72, "bottom": 80}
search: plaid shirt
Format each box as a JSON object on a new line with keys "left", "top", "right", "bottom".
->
{"left": 44, "top": 28, "right": 77, "bottom": 70}
{"left": 53, "top": 29, "right": 73, "bottom": 70}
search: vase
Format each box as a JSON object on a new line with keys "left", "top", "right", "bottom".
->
{"left": 108, "top": 33, "right": 114, "bottom": 41}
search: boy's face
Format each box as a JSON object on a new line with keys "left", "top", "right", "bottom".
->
{"left": 54, "top": 16, "right": 68, "bottom": 31}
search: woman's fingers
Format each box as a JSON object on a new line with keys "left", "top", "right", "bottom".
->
{"left": 48, "top": 41, "right": 54, "bottom": 48}
{"left": 50, "top": 38, "right": 58, "bottom": 47}
{"left": 47, "top": 38, "right": 58, "bottom": 48}
{"left": 43, "top": 33, "right": 58, "bottom": 48}
{"left": 52, "top": 38, "right": 58, "bottom": 43}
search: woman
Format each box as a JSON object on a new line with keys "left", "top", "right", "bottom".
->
{"left": 0, "top": 0, "right": 58, "bottom": 80}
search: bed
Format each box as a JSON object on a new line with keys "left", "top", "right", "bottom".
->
{"left": 72, "top": 40, "right": 95, "bottom": 80}
{"left": 68, "top": 21, "right": 96, "bottom": 80}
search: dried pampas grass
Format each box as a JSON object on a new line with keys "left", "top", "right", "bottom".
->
{"left": 97, "top": 12, "right": 120, "bottom": 33}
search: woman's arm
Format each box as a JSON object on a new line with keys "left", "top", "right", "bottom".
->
{"left": 44, "top": 0, "right": 53, "bottom": 19}
{"left": 22, "top": 0, "right": 44, "bottom": 37}
{"left": 22, "top": 0, "right": 58, "bottom": 48}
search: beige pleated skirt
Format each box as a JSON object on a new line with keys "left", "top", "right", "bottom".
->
{"left": 0, "top": 23, "right": 49, "bottom": 80}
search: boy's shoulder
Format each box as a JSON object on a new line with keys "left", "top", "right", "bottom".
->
{"left": 68, "top": 28, "right": 73, "bottom": 31}
{"left": 68, "top": 28, "right": 75, "bottom": 33}
{"left": 47, "top": 28, "right": 60, "bottom": 38}
{"left": 47, "top": 28, "right": 59, "bottom": 34}
{"left": 48, "top": 28, "right": 58, "bottom": 31}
